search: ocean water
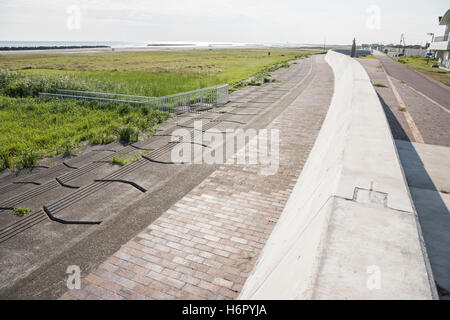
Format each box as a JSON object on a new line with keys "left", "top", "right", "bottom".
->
{"left": 0, "top": 41, "right": 147, "bottom": 48}
{"left": 0, "top": 41, "right": 317, "bottom": 49}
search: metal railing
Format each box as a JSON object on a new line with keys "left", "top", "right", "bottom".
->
{"left": 56, "top": 89, "right": 155, "bottom": 102}
{"left": 39, "top": 84, "right": 229, "bottom": 114}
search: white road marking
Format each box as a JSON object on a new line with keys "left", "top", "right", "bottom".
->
{"left": 382, "top": 67, "right": 425, "bottom": 144}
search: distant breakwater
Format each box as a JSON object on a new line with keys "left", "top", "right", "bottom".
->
{"left": 0, "top": 45, "right": 111, "bottom": 51}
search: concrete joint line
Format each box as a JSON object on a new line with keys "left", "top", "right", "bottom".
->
{"left": 12, "top": 181, "right": 41, "bottom": 186}
{"left": 0, "top": 210, "right": 47, "bottom": 242}
{"left": 244, "top": 193, "right": 337, "bottom": 298}
{"left": 141, "top": 155, "right": 185, "bottom": 165}
{"left": 42, "top": 206, "right": 102, "bottom": 225}
{"left": 33, "top": 165, "right": 50, "bottom": 169}
{"left": 93, "top": 179, "right": 147, "bottom": 193}
{"left": 210, "top": 120, "right": 246, "bottom": 125}
{"left": 193, "top": 128, "right": 229, "bottom": 134}
{"left": 55, "top": 177, "right": 80, "bottom": 189}
{"left": 335, "top": 195, "right": 413, "bottom": 215}
{"left": 382, "top": 67, "right": 425, "bottom": 144}
{"left": 92, "top": 149, "right": 117, "bottom": 153}
{"left": 62, "top": 162, "right": 78, "bottom": 169}
{"left": 129, "top": 144, "right": 154, "bottom": 151}
{"left": 352, "top": 185, "right": 388, "bottom": 208}
{"left": 0, "top": 210, "right": 44, "bottom": 232}
{"left": 168, "top": 141, "right": 211, "bottom": 149}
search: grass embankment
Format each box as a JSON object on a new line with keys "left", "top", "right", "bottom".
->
{"left": 395, "top": 56, "right": 450, "bottom": 87}
{"left": 0, "top": 49, "right": 316, "bottom": 170}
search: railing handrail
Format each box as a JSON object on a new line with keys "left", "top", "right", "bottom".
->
{"left": 39, "top": 92, "right": 152, "bottom": 105}
{"left": 56, "top": 89, "right": 155, "bottom": 100}
{"left": 39, "top": 84, "right": 230, "bottom": 114}
{"left": 150, "top": 84, "right": 229, "bottom": 101}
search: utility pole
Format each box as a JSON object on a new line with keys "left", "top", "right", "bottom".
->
{"left": 400, "top": 33, "right": 406, "bottom": 55}
{"left": 351, "top": 38, "right": 357, "bottom": 57}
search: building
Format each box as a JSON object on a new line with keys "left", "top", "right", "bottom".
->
{"left": 429, "top": 9, "right": 450, "bottom": 69}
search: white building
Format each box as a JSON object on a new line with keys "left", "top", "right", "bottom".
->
{"left": 429, "top": 9, "right": 450, "bottom": 69}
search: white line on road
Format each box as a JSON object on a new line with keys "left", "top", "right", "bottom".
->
{"left": 391, "top": 77, "right": 450, "bottom": 115}
{"left": 382, "top": 69, "right": 425, "bottom": 144}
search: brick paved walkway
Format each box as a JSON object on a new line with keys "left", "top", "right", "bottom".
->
{"left": 60, "top": 55, "right": 334, "bottom": 300}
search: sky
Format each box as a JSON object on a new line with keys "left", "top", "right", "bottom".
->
{"left": 0, "top": 0, "right": 448, "bottom": 45}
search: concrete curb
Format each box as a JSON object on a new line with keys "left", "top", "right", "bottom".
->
{"left": 239, "top": 51, "right": 437, "bottom": 300}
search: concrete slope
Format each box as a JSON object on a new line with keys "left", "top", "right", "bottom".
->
{"left": 239, "top": 51, "right": 437, "bottom": 300}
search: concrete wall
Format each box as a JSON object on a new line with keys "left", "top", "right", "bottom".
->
{"left": 239, "top": 51, "right": 437, "bottom": 300}
{"left": 385, "top": 47, "right": 428, "bottom": 57}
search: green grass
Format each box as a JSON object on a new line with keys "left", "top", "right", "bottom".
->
{"left": 0, "top": 49, "right": 317, "bottom": 170}
{"left": 0, "top": 49, "right": 316, "bottom": 96}
{"left": 360, "top": 54, "right": 376, "bottom": 59}
{"left": 13, "top": 208, "right": 32, "bottom": 217}
{"left": 0, "top": 96, "right": 169, "bottom": 170}
{"left": 111, "top": 151, "right": 151, "bottom": 166}
{"left": 395, "top": 56, "right": 450, "bottom": 87}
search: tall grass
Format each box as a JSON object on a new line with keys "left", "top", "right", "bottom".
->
{"left": 395, "top": 56, "right": 450, "bottom": 87}
{"left": 0, "top": 96, "right": 169, "bottom": 170}
{"left": 0, "top": 70, "right": 93, "bottom": 97}
{"left": 0, "top": 49, "right": 317, "bottom": 170}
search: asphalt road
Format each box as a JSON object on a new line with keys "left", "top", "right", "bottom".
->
{"left": 373, "top": 51, "right": 449, "bottom": 111}
{"left": 362, "top": 52, "right": 450, "bottom": 147}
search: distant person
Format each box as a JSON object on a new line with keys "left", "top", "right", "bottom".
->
{"left": 268, "top": 51, "right": 271, "bottom": 56}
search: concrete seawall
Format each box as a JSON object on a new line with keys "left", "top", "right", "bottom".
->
{"left": 239, "top": 51, "right": 437, "bottom": 300}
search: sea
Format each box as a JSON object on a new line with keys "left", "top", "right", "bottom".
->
{"left": 0, "top": 41, "right": 317, "bottom": 49}
{"left": 0, "top": 41, "right": 147, "bottom": 48}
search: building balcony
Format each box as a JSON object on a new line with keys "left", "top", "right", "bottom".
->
{"left": 434, "top": 35, "right": 449, "bottom": 42}
{"left": 429, "top": 36, "right": 450, "bottom": 51}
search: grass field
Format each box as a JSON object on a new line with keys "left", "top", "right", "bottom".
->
{"left": 395, "top": 56, "right": 450, "bottom": 87}
{"left": 0, "top": 49, "right": 316, "bottom": 170}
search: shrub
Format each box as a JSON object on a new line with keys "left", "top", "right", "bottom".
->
{"left": 118, "top": 125, "right": 139, "bottom": 142}
{"left": 0, "top": 152, "right": 13, "bottom": 170}
{"left": 0, "top": 70, "right": 91, "bottom": 98}
{"left": 18, "top": 149, "right": 38, "bottom": 169}
{"left": 118, "top": 104, "right": 131, "bottom": 115}
{"left": 63, "top": 142, "right": 74, "bottom": 156}
{"left": 111, "top": 156, "right": 128, "bottom": 166}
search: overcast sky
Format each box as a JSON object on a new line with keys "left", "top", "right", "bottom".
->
{"left": 0, "top": 0, "right": 448, "bottom": 45}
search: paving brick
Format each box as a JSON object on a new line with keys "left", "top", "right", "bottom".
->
{"left": 213, "top": 277, "right": 234, "bottom": 288}
{"left": 85, "top": 273, "right": 104, "bottom": 286}
{"left": 63, "top": 55, "right": 333, "bottom": 300}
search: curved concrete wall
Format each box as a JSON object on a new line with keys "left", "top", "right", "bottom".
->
{"left": 239, "top": 51, "right": 437, "bottom": 300}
